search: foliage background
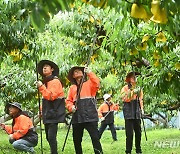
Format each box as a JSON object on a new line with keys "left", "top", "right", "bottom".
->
{"left": 0, "top": 0, "right": 179, "bottom": 124}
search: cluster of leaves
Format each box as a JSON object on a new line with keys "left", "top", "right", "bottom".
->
{"left": 0, "top": 0, "right": 179, "bottom": 116}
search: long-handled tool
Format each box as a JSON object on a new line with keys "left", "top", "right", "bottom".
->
{"left": 62, "top": 26, "right": 99, "bottom": 152}
{"left": 36, "top": 60, "right": 44, "bottom": 154}
{"left": 130, "top": 62, "right": 147, "bottom": 141}
{"left": 136, "top": 90, "right": 148, "bottom": 141}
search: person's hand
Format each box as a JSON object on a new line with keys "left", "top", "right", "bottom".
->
{"left": 141, "top": 109, "right": 144, "bottom": 115}
{"left": 9, "top": 134, "right": 14, "bottom": 140}
{"left": 84, "top": 67, "right": 91, "bottom": 74}
{"left": 100, "top": 117, "right": 105, "bottom": 121}
{"left": 72, "top": 105, "right": 76, "bottom": 113}
{"left": 134, "top": 86, "right": 141, "bottom": 94}
{"left": 0, "top": 123, "right": 5, "bottom": 129}
{"left": 34, "top": 81, "right": 43, "bottom": 88}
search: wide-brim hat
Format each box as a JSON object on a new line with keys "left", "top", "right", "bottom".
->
{"left": 125, "top": 71, "right": 141, "bottom": 82}
{"left": 37, "top": 60, "right": 59, "bottom": 77}
{"left": 5, "top": 102, "right": 22, "bottom": 114}
{"left": 67, "top": 66, "right": 85, "bottom": 84}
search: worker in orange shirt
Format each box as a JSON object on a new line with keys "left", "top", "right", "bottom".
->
{"left": 66, "top": 66, "right": 103, "bottom": 154}
{"left": 120, "top": 72, "right": 143, "bottom": 154}
{"left": 35, "top": 60, "right": 66, "bottom": 154}
{"left": 98, "top": 94, "right": 119, "bottom": 142}
{"left": 0, "top": 102, "right": 38, "bottom": 153}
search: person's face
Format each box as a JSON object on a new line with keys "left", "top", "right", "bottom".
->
{"left": 43, "top": 64, "right": 54, "bottom": 77}
{"left": 129, "top": 75, "right": 136, "bottom": 84}
{"left": 9, "top": 106, "right": 20, "bottom": 117}
{"left": 106, "top": 97, "right": 111, "bottom": 102}
{"left": 73, "top": 69, "right": 83, "bottom": 79}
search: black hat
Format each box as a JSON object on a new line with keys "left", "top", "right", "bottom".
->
{"left": 37, "top": 60, "right": 59, "bottom": 77}
{"left": 125, "top": 71, "right": 141, "bottom": 82}
{"left": 5, "top": 102, "right": 22, "bottom": 114}
{"left": 67, "top": 66, "right": 85, "bottom": 84}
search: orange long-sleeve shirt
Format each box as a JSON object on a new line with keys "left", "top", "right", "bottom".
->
{"left": 66, "top": 72, "right": 100, "bottom": 112}
{"left": 121, "top": 85, "right": 143, "bottom": 110}
{"left": 39, "top": 78, "right": 64, "bottom": 101}
{"left": 98, "top": 102, "right": 119, "bottom": 118}
{"left": 4, "top": 115, "right": 33, "bottom": 140}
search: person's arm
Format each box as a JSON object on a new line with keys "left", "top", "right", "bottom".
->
{"left": 112, "top": 103, "right": 119, "bottom": 111}
{"left": 87, "top": 72, "right": 100, "bottom": 96}
{"left": 98, "top": 105, "right": 103, "bottom": 118}
{"left": 11, "top": 116, "right": 32, "bottom": 140}
{"left": 3, "top": 125, "right": 13, "bottom": 134}
{"left": 120, "top": 85, "right": 132, "bottom": 102}
{"left": 66, "top": 86, "right": 76, "bottom": 113}
{"left": 39, "top": 79, "right": 64, "bottom": 101}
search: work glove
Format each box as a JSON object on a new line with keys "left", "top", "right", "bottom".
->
{"left": 9, "top": 134, "right": 13, "bottom": 140}
{"left": 84, "top": 67, "right": 91, "bottom": 74}
{"left": 34, "top": 81, "right": 43, "bottom": 88}
{"left": 133, "top": 86, "right": 141, "bottom": 94}
{"left": 100, "top": 117, "right": 105, "bottom": 122}
{"left": 141, "top": 109, "right": 144, "bottom": 115}
{"left": 72, "top": 105, "right": 76, "bottom": 113}
{"left": 9, "top": 134, "right": 15, "bottom": 144}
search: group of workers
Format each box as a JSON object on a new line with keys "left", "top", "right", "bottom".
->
{"left": 0, "top": 60, "right": 144, "bottom": 154}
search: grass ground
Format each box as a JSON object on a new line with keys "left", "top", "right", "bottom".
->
{"left": 0, "top": 128, "right": 180, "bottom": 154}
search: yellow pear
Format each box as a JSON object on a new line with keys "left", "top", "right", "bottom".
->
{"left": 153, "top": 51, "right": 161, "bottom": 59}
{"left": 138, "top": 42, "right": 147, "bottom": 50}
{"left": 156, "top": 32, "right": 167, "bottom": 42}
{"left": 154, "top": 60, "right": 160, "bottom": 67}
{"left": 151, "top": 0, "right": 161, "bottom": 15}
{"left": 131, "top": 3, "right": 148, "bottom": 19}
{"left": 150, "top": 0, "right": 168, "bottom": 24}
{"left": 79, "top": 40, "right": 86, "bottom": 46}
{"left": 91, "top": 0, "right": 107, "bottom": 8}
{"left": 175, "top": 62, "right": 180, "bottom": 70}
{"left": 142, "top": 34, "right": 150, "bottom": 43}
{"left": 130, "top": 48, "right": 138, "bottom": 55}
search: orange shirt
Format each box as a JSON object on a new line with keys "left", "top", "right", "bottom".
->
{"left": 4, "top": 115, "right": 33, "bottom": 140}
{"left": 39, "top": 78, "right": 64, "bottom": 101}
{"left": 121, "top": 85, "right": 143, "bottom": 110}
{"left": 66, "top": 72, "right": 100, "bottom": 112}
{"left": 98, "top": 102, "right": 119, "bottom": 118}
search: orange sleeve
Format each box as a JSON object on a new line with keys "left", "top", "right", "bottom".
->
{"left": 120, "top": 85, "right": 131, "bottom": 102}
{"left": 112, "top": 104, "right": 119, "bottom": 111}
{"left": 12, "top": 115, "right": 33, "bottom": 140}
{"left": 4, "top": 125, "right": 13, "bottom": 134}
{"left": 98, "top": 104, "right": 104, "bottom": 118}
{"left": 87, "top": 72, "right": 100, "bottom": 96}
{"left": 66, "top": 86, "right": 75, "bottom": 112}
{"left": 39, "top": 79, "right": 64, "bottom": 101}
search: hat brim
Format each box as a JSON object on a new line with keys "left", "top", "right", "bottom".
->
{"left": 125, "top": 71, "right": 141, "bottom": 82}
{"left": 5, "top": 103, "right": 22, "bottom": 114}
{"left": 37, "top": 60, "right": 59, "bottom": 77}
{"left": 67, "top": 66, "right": 85, "bottom": 84}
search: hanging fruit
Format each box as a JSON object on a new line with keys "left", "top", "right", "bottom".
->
{"left": 142, "top": 34, "right": 150, "bottom": 43}
{"left": 156, "top": 32, "right": 167, "bottom": 42}
{"left": 131, "top": 3, "right": 148, "bottom": 19}
{"left": 150, "top": 0, "right": 168, "bottom": 24}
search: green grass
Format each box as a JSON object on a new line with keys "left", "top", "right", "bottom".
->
{"left": 0, "top": 128, "right": 180, "bottom": 154}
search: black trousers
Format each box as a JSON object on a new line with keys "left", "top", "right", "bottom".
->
{"left": 45, "top": 123, "right": 58, "bottom": 154}
{"left": 125, "top": 119, "right": 142, "bottom": 153}
{"left": 72, "top": 122, "right": 103, "bottom": 154}
{"left": 99, "top": 123, "right": 117, "bottom": 141}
